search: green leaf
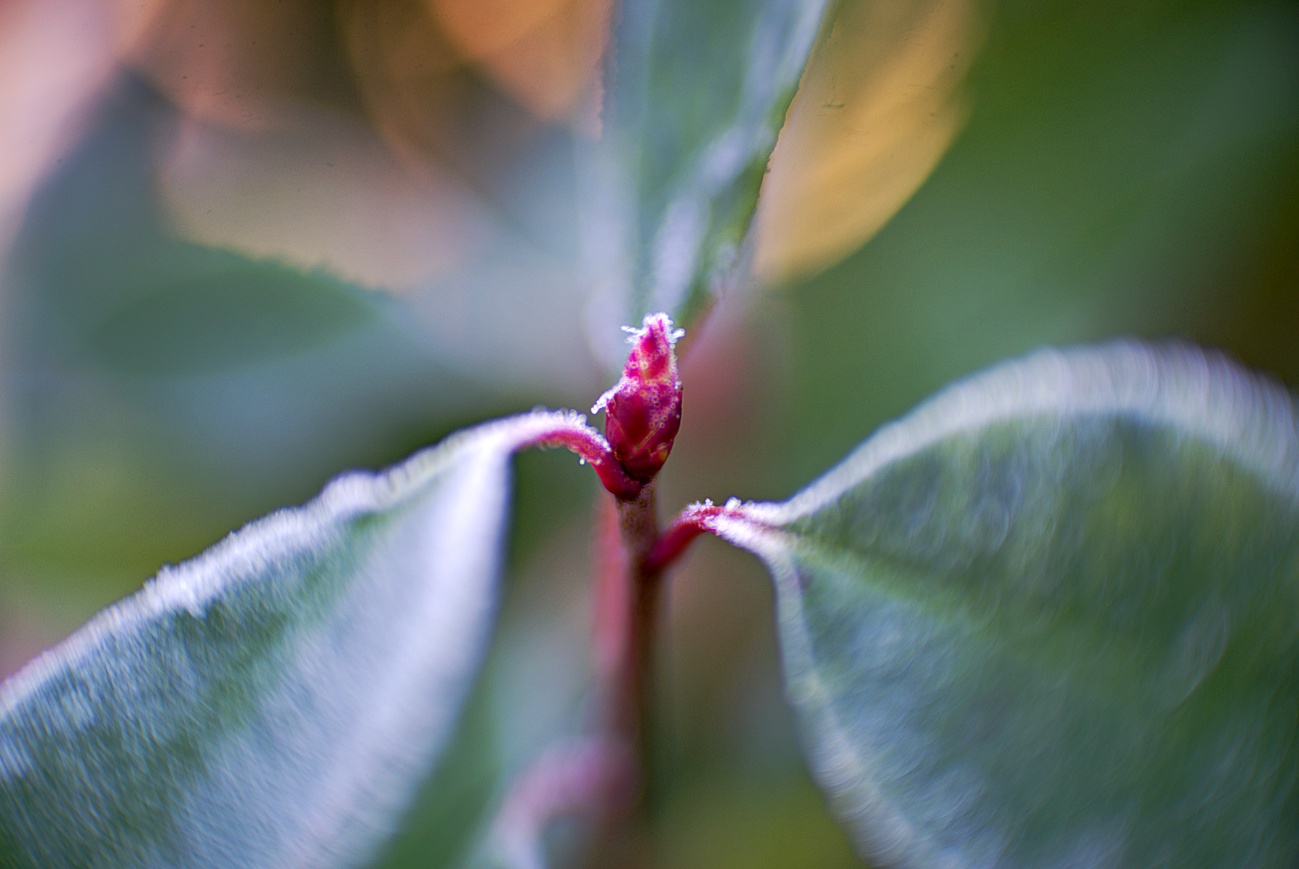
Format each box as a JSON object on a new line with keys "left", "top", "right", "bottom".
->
{"left": 0, "top": 410, "right": 588, "bottom": 868}
{"left": 709, "top": 344, "right": 1299, "bottom": 867}
{"left": 585, "top": 0, "right": 833, "bottom": 357}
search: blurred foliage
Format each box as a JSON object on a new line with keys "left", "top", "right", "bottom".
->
{"left": 583, "top": 0, "right": 829, "bottom": 359}
{"left": 1, "top": 0, "right": 1296, "bottom": 866}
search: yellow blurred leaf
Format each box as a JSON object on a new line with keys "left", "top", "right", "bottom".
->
{"left": 754, "top": 0, "right": 984, "bottom": 284}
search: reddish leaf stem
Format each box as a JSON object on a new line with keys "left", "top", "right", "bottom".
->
{"left": 644, "top": 501, "right": 727, "bottom": 575}
{"left": 520, "top": 419, "right": 643, "bottom": 500}
{"left": 483, "top": 492, "right": 750, "bottom": 867}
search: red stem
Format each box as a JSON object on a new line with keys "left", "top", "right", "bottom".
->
{"left": 501, "top": 416, "right": 763, "bottom": 865}
{"left": 607, "top": 484, "right": 663, "bottom": 761}
{"left": 584, "top": 482, "right": 664, "bottom": 869}
{"left": 644, "top": 502, "right": 726, "bottom": 575}
{"left": 520, "top": 420, "right": 643, "bottom": 500}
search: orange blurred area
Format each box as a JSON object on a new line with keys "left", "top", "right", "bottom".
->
{"left": 1, "top": 0, "right": 610, "bottom": 293}
{"left": 429, "top": 0, "right": 609, "bottom": 129}
{"left": 124, "top": 0, "right": 609, "bottom": 135}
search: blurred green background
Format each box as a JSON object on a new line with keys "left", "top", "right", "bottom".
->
{"left": 1, "top": 0, "right": 1295, "bottom": 866}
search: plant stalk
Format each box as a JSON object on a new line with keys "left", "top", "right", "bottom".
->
{"left": 586, "top": 483, "right": 665, "bottom": 868}
{"left": 611, "top": 483, "right": 664, "bottom": 768}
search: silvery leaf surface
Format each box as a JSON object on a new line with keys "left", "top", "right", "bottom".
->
{"left": 709, "top": 344, "right": 1299, "bottom": 867}
{"left": 0, "top": 410, "right": 588, "bottom": 869}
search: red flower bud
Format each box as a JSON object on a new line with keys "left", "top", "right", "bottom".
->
{"left": 593, "top": 313, "right": 684, "bottom": 485}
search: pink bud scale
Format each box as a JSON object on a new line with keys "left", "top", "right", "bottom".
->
{"left": 593, "top": 314, "right": 684, "bottom": 487}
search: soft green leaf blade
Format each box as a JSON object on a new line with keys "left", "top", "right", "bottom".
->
{"left": 710, "top": 344, "right": 1299, "bottom": 867}
{"left": 584, "top": 0, "right": 832, "bottom": 359}
{"left": 0, "top": 410, "right": 585, "bottom": 868}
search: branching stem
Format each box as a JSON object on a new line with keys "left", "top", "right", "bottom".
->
{"left": 494, "top": 315, "right": 717, "bottom": 866}
{"left": 502, "top": 423, "right": 759, "bottom": 869}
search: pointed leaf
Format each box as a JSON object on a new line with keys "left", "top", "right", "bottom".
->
{"left": 584, "top": 0, "right": 833, "bottom": 358}
{"left": 710, "top": 344, "right": 1299, "bottom": 867}
{"left": 0, "top": 411, "right": 588, "bottom": 868}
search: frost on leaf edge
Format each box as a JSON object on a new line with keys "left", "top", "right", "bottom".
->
{"left": 0, "top": 408, "right": 593, "bottom": 716}
{"left": 726, "top": 341, "right": 1299, "bottom": 538}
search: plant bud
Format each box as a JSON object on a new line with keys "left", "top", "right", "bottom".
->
{"left": 592, "top": 313, "right": 684, "bottom": 484}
